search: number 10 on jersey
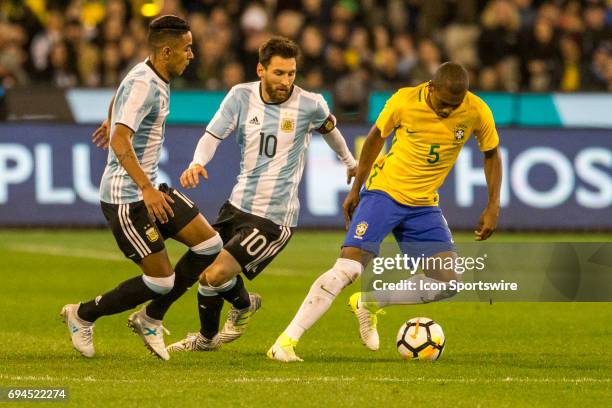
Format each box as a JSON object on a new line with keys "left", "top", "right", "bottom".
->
{"left": 259, "top": 132, "right": 277, "bottom": 158}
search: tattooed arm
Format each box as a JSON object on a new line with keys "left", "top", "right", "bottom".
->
{"left": 110, "top": 123, "right": 174, "bottom": 223}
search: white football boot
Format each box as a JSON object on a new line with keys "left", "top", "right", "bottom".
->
{"left": 348, "top": 292, "right": 384, "bottom": 351}
{"left": 60, "top": 303, "right": 95, "bottom": 358}
{"left": 166, "top": 333, "right": 221, "bottom": 352}
{"left": 127, "top": 308, "right": 170, "bottom": 361}
{"left": 218, "top": 293, "right": 262, "bottom": 343}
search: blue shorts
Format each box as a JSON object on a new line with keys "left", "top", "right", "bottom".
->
{"left": 343, "top": 189, "right": 454, "bottom": 256}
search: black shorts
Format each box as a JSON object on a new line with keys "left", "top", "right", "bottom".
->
{"left": 101, "top": 184, "right": 200, "bottom": 263}
{"left": 213, "top": 202, "right": 294, "bottom": 280}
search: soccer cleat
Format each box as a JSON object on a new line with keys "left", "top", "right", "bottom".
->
{"left": 348, "top": 292, "right": 384, "bottom": 351}
{"left": 127, "top": 308, "right": 170, "bottom": 361}
{"left": 218, "top": 293, "right": 262, "bottom": 344}
{"left": 60, "top": 303, "right": 95, "bottom": 358}
{"left": 267, "top": 333, "right": 303, "bottom": 362}
{"left": 166, "top": 333, "right": 221, "bottom": 352}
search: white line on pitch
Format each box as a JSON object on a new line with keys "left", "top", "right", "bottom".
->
{"left": 2, "top": 243, "right": 124, "bottom": 261}
{"left": 1, "top": 374, "right": 609, "bottom": 385}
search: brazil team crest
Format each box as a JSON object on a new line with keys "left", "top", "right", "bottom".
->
{"left": 354, "top": 221, "right": 368, "bottom": 239}
{"left": 454, "top": 124, "right": 467, "bottom": 143}
{"left": 281, "top": 118, "right": 295, "bottom": 132}
{"left": 145, "top": 227, "right": 159, "bottom": 242}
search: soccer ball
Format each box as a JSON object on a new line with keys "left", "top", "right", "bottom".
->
{"left": 396, "top": 317, "right": 445, "bottom": 360}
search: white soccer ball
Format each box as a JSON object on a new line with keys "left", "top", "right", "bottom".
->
{"left": 396, "top": 317, "right": 445, "bottom": 360}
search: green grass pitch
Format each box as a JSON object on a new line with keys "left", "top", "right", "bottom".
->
{"left": 1, "top": 230, "right": 611, "bottom": 407}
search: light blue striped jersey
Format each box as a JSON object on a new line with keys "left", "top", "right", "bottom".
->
{"left": 100, "top": 60, "right": 170, "bottom": 204}
{"left": 207, "top": 82, "right": 330, "bottom": 227}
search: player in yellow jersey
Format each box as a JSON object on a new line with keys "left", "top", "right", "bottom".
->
{"left": 268, "top": 62, "right": 502, "bottom": 362}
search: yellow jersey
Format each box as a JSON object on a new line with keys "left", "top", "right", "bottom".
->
{"left": 366, "top": 83, "right": 499, "bottom": 206}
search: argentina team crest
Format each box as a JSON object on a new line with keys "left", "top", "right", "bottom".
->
{"left": 354, "top": 221, "right": 368, "bottom": 239}
{"left": 281, "top": 118, "right": 295, "bottom": 132}
{"left": 145, "top": 226, "right": 159, "bottom": 242}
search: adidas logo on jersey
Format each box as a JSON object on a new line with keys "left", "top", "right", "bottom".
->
{"left": 249, "top": 116, "right": 260, "bottom": 125}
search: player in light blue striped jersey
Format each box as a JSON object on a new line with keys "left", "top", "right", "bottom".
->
{"left": 164, "top": 37, "right": 357, "bottom": 352}
{"left": 61, "top": 16, "right": 224, "bottom": 361}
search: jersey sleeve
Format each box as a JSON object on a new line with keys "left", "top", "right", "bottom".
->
{"left": 311, "top": 94, "right": 331, "bottom": 130}
{"left": 112, "top": 78, "right": 152, "bottom": 133}
{"left": 474, "top": 100, "right": 500, "bottom": 152}
{"left": 206, "top": 87, "right": 239, "bottom": 140}
{"left": 375, "top": 90, "right": 403, "bottom": 138}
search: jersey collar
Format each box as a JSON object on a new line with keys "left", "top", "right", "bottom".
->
{"left": 145, "top": 58, "right": 170, "bottom": 84}
{"left": 420, "top": 83, "right": 430, "bottom": 106}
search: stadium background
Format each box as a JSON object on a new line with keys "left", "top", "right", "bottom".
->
{"left": 0, "top": 0, "right": 610, "bottom": 230}
{"left": 0, "top": 1, "right": 611, "bottom": 407}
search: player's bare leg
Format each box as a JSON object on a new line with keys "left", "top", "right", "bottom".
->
{"left": 174, "top": 214, "right": 218, "bottom": 247}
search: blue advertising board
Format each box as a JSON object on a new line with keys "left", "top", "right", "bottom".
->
{"left": 63, "top": 88, "right": 612, "bottom": 127}
{"left": 0, "top": 124, "right": 610, "bottom": 229}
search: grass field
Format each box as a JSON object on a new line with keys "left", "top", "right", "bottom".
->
{"left": 1, "top": 230, "right": 611, "bottom": 407}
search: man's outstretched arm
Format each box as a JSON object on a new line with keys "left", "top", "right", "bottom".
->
{"left": 179, "top": 131, "right": 223, "bottom": 189}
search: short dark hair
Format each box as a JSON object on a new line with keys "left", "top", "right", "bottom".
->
{"left": 432, "top": 62, "right": 469, "bottom": 95}
{"left": 147, "top": 15, "right": 190, "bottom": 51}
{"left": 258, "top": 36, "right": 300, "bottom": 67}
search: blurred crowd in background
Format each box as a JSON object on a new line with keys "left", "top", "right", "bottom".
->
{"left": 1, "top": 0, "right": 610, "bottom": 113}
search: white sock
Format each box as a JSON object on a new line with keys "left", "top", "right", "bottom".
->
{"left": 191, "top": 233, "right": 223, "bottom": 255}
{"left": 371, "top": 275, "right": 458, "bottom": 307}
{"left": 284, "top": 258, "right": 362, "bottom": 341}
{"left": 142, "top": 273, "right": 175, "bottom": 295}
